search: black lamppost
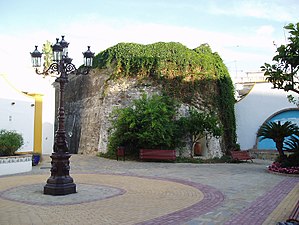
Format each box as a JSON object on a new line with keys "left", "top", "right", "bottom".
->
{"left": 30, "top": 36, "right": 94, "bottom": 195}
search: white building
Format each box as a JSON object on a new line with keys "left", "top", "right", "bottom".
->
{"left": 235, "top": 72, "right": 299, "bottom": 151}
{"left": 0, "top": 74, "right": 54, "bottom": 155}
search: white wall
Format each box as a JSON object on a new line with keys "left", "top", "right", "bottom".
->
{"left": 1, "top": 74, "right": 56, "bottom": 155}
{"left": 0, "top": 155, "right": 32, "bottom": 176}
{"left": 0, "top": 75, "right": 35, "bottom": 152}
{"left": 40, "top": 77, "right": 55, "bottom": 155}
{"left": 235, "top": 82, "right": 299, "bottom": 150}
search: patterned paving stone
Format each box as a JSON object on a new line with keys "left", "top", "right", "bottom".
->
{"left": 0, "top": 183, "right": 125, "bottom": 205}
{"left": 0, "top": 173, "right": 224, "bottom": 225}
{"left": 223, "top": 177, "right": 299, "bottom": 225}
{"left": 263, "top": 182, "right": 299, "bottom": 224}
{"left": 0, "top": 155, "right": 298, "bottom": 224}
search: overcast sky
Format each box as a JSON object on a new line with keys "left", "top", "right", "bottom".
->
{"left": 1, "top": 0, "right": 298, "bottom": 92}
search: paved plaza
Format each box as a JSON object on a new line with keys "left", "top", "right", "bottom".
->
{"left": 0, "top": 155, "right": 298, "bottom": 225}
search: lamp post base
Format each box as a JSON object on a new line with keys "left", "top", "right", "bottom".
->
{"left": 44, "top": 182, "right": 76, "bottom": 196}
{"left": 44, "top": 152, "right": 77, "bottom": 196}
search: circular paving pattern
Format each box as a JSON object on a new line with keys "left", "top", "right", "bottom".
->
{"left": 0, "top": 183, "right": 125, "bottom": 205}
{"left": 0, "top": 173, "right": 224, "bottom": 225}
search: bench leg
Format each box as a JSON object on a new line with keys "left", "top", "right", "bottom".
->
{"left": 117, "top": 155, "right": 125, "bottom": 161}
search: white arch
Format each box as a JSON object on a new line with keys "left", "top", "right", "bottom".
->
{"left": 235, "top": 82, "right": 299, "bottom": 150}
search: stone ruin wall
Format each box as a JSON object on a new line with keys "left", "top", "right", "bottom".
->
{"left": 60, "top": 68, "right": 223, "bottom": 158}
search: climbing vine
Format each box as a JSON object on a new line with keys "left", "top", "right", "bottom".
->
{"left": 93, "top": 42, "right": 218, "bottom": 79}
{"left": 93, "top": 42, "right": 236, "bottom": 151}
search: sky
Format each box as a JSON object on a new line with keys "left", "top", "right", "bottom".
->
{"left": 0, "top": 0, "right": 299, "bottom": 92}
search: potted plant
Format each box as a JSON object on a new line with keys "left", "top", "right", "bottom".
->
{"left": 0, "top": 129, "right": 24, "bottom": 156}
{"left": 0, "top": 129, "right": 31, "bottom": 176}
{"left": 32, "top": 152, "right": 41, "bottom": 166}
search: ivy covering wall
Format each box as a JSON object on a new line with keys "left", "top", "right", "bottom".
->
{"left": 93, "top": 42, "right": 236, "bottom": 151}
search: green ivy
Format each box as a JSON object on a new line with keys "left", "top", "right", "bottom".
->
{"left": 93, "top": 42, "right": 218, "bottom": 79}
{"left": 94, "top": 42, "right": 236, "bottom": 151}
{"left": 217, "top": 76, "right": 237, "bottom": 152}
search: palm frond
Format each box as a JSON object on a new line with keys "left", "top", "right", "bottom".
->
{"left": 284, "top": 135, "right": 299, "bottom": 152}
{"left": 257, "top": 121, "right": 299, "bottom": 141}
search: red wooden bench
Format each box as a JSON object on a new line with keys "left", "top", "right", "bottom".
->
{"left": 287, "top": 200, "right": 299, "bottom": 223}
{"left": 116, "top": 146, "right": 125, "bottom": 161}
{"left": 139, "top": 149, "right": 176, "bottom": 161}
{"left": 231, "top": 151, "right": 253, "bottom": 162}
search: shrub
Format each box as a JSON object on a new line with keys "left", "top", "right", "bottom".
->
{"left": 276, "top": 152, "right": 299, "bottom": 168}
{"left": 107, "top": 94, "right": 223, "bottom": 159}
{"left": 0, "top": 129, "right": 24, "bottom": 156}
{"left": 107, "top": 94, "right": 182, "bottom": 157}
{"left": 175, "top": 155, "right": 232, "bottom": 163}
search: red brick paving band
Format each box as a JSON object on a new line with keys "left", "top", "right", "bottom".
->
{"left": 0, "top": 170, "right": 297, "bottom": 224}
{"left": 223, "top": 177, "right": 299, "bottom": 225}
{"left": 136, "top": 177, "right": 225, "bottom": 225}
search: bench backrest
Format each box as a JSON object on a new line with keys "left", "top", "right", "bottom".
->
{"left": 287, "top": 200, "right": 299, "bottom": 223}
{"left": 140, "top": 149, "right": 176, "bottom": 160}
{"left": 231, "top": 151, "right": 251, "bottom": 160}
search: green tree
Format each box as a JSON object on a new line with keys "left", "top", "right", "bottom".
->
{"left": 284, "top": 135, "right": 299, "bottom": 152}
{"left": 42, "top": 40, "right": 53, "bottom": 69}
{"left": 179, "top": 108, "right": 223, "bottom": 157}
{"left": 283, "top": 135, "right": 299, "bottom": 167}
{"left": 257, "top": 121, "right": 299, "bottom": 158}
{"left": 261, "top": 22, "right": 299, "bottom": 103}
{"left": 107, "top": 94, "right": 181, "bottom": 156}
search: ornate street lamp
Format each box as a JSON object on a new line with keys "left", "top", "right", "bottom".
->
{"left": 30, "top": 36, "right": 94, "bottom": 195}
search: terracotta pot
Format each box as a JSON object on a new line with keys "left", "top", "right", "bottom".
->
{"left": 194, "top": 142, "right": 202, "bottom": 156}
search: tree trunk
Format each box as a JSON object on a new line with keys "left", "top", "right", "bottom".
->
{"left": 275, "top": 140, "right": 286, "bottom": 158}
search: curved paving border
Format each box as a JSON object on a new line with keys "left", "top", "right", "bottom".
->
{"left": 0, "top": 183, "right": 126, "bottom": 206}
{"left": 135, "top": 176, "right": 225, "bottom": 225}
{"left": 0, "top": 172, "right": 225, "bottom": 225}
{"left": 267, "top": 169, "right": 299, "bottom": 177}
{"left": 223, "top": 177, "right": 299, "bottom": 225}
{"left": 74, "top": 172, "right": 226, "bottom": 225}
{"left": 75, "top": 172, "right": 226, "bottom": 225}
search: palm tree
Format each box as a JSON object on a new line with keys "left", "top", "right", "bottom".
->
{"left": 284, "top": 135, "right": 299, "bottom": 152}
{"left": 257, "top": 121, "right": 299, "bottom": 158}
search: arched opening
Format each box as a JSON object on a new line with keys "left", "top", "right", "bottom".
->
{"left": 257, "top": 108, "right": 299, "bottom": 150}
